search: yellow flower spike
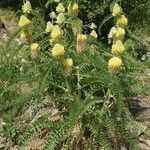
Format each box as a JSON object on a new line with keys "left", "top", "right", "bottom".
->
{"left": 62, "top": 58, "right": 73, "bottom": 77}
{"left": 22, "top": 1, "right": 32, "bottom": 14}
{"left": 63, "top": 58, "right": 73, "bottom": 67}
{"left": 51, "top": 25, "right": 63, "bottom": 39}
{"left": 68, "top": 3, "right": 79, "bottom": 16}
{"left": 56, "top": 13, "right": 65, "bottom": 24}
{"left": 30, "top": 43, "right": 40, "bottom": 59}
{"left": 45, "top": 21, "right": 54, "bottom": 33}
{"left": 76, "top": 33, "right": 87, "bottom": 54}
{"left": 77, "top": 33, "right": 87, "bottom": 42}
{"left": 52, "top": 43, "right": 64, "bottom": 58}
{"left": 116, "top": 27, "right": 125, "bottom": 38}
{"left": 90, "top": 23, "right": 97, "bottom": 29}
{"left": 111, "top": 40, "right": 125, "bottom": 55}
{"left": 112, "top": 3, "right": 122, "bottom": 17}
{"left": 108, "top": 57, "right": 123, "bottom": 73}
{"left": 117, "top": 15, "right": 128, "bottom": 27}
{"left": 56, "top": 3, "right": 65, "bottom": 13}
{"left": 90, "top": 30, "right": 98, "bottom": 39}
{"left": 19, "top": 15, "right": 30, "bottom": 28}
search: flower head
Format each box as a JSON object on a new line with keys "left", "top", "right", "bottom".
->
{"left": 31, "top": 43, "right": 40, "bottom": 51}
{"left": 56, "top": 13, "right": 65, "bottom": 24}
{"left": 77, "top": 33, "right": 87, "bottom": 42}
{"left": 68, "top": 3, "right": 79, "bottom": 16}
{"left": 112, "top": 3, "right": 122, "bottom": 17}
{"left": 52, "top": 43, "right": 64, "bottom": 58}
{"left": 19, "top": 15, "right": 30, "bottom": 28}
{"left": 108, "top": 57, "right": 123, "bottom": 73}
{"left": 51, "top": 25, "right": 63, "bottom": 39}
{"left": 90, "top": 23, "right": 97, "bottom": 29}
{"left": 90, "top": 30, "right": 98, "bottom": 39}
{"left": 22, "top": 1, "right": 32, "bottom": 14}
{"left": 116, "top": 27, "right": 125, "bottom": 38}
{"left": 111, "top": 40, "right": 125, "bottom": 55}
{"left": 56, "top": 3, "right": 65, "bottom": 13}
{"left": 45, "top": 21, "right": 54, "bottom": 33}
{"left": 117, "top": 15, "right": 128, "bottom": 27}
{"left": 63, "top": 58, "right": 73, "bottom": 67}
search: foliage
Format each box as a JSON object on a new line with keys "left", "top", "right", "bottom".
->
{"left": 0, "top": 0, "right": 150, "bottom": 150}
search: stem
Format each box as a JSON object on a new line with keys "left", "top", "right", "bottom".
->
{"left": 76, "top": 66, "right": 81, "bottom": 100}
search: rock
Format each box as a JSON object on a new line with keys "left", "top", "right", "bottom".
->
{"left": 1, "top": 18, "right": 18, "bottom": 34}
{"left": 139, "top": 143, "right": 150, "bottom": 150}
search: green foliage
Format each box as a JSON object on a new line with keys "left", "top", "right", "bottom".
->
{"left": 0, "top": 0, "right": 150, "bottom": 150}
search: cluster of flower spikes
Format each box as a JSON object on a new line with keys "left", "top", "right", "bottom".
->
{"left": 108, "top": 3, "right": 128, "bottom": 74}
{"left": 19, "top": 1, "right": 40, "bottom": 59}
{"left": 46, "top": 1, "right": 74, "bottom": 77}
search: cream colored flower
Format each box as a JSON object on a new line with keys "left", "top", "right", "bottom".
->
{"left": 108, "top": 27, "right": 117, "bottom": 39}
{"left": 90, "top": 30, "right": 98, "bottom": 38}
{"left": 112, "top": 3, "right": 122, "bottom": 17}
{"left": 18, "top": 15, "right": 30, "bottom": 28}
{"left": 111, "top": 40, "right": 125, "bottom": 55}
{"left": 117, "top": 15, "right": 128, "bottom": 27}
{"left": 90, "top": 23, "right": 97, "bottom": 29}
{"left": 52, "top": 43, "right": 64, "bottom": 58}
{"left": 56, "top": 3, "right": 65, "bottom": 13}
{"left": 56, "top": 13, "right": 65, "bottom": 24}
{"left": 51, "top": 25, "right": 63, "bottom": 39}
{"left": 22, "top": 1, "right": 32, "bottom": 14}
{"left": 45, "top": 21, "right": 54, "bottom": 33}
{"left": 50, "top": 11, "right": 57, "bottom": 19}
{"left": 108, "top": 57, "right": 123, "bottom": 73}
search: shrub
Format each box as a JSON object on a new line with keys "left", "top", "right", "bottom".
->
{"left": 0, "top": 1, "right": 149, "bottom": 149}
